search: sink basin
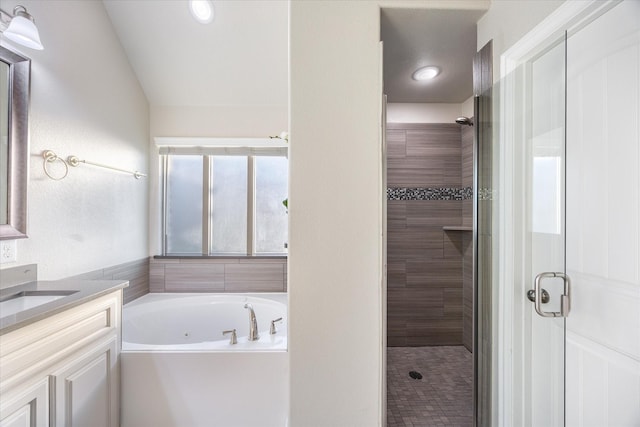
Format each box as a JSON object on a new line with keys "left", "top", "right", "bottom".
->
{"left": 0, "top": 291, "right": 78, "bottom": 318}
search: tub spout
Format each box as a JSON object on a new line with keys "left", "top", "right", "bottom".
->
{"left": 244, "top": 303, "right": 260, "bottom": 341}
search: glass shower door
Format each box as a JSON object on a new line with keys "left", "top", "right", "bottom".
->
{"left": 522, "top": 32, "right": 568, "bottom": 427}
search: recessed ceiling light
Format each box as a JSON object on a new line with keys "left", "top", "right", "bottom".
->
{"left": 189, "top": 0, "right": 214, "bottom": 24}
{"left": 412, "top": 66, "right": 440, "bottom": 81}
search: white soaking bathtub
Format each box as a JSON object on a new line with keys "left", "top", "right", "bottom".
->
{"left": 121, "top": 293, "right": 288, "bottom": 427}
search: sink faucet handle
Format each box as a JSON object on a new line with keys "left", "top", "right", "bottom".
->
{"left": 222, "top": 329, "right": 237, "bottom": 344}
{"left": 270, "top": 317, "right": 283, "bottom": 335}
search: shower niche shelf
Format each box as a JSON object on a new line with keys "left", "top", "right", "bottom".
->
{"left": 442, "top": 226, "right": 473, "bottom": 232}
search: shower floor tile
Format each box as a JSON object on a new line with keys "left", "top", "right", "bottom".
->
{"left": 387, "top": 346, "right": 472, "bottom": 427}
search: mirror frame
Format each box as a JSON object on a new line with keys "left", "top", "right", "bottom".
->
{"left": 0, "top": 45, "right": 30, "bottom": 240}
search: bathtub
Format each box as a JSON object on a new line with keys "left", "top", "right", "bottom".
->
{"left": 120, "top": 293, "right": 288, "bottom": 427}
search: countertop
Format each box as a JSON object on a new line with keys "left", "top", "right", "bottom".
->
{"left": 0, "top": 279, "right": 128, "bottom": 335}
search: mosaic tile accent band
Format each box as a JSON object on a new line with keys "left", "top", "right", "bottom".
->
{"left": 387, "top": 187, "right": 473, "bottom": 201}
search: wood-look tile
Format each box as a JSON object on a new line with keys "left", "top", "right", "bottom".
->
{"left": 387, "top": 317, "right": 408, "bottom": 337}
{"left": 387, "top": 158, "right": 444, "bottom": 187}
{"left": 462, "top": 233, "right": 474, "bottom": 352}
{"left": 238, "top": 258, "right": 286, "bottom": 264}
{"left": 152, "top": 258, "right": 180, "bottom": 263}
{"left": 124, "top": 276, "right": 150, "bottom": 304}
{"left": 225, "top": 263, "right": 284, "bottom": 283}
{"left": 387, "top": 228, "right": 444, "bottom": 261}
{"left": 105, "top": 258, "right": 149, "bottom": 280}
{"left": 406, "top": 200, "right": 461, "bottom": 227}
{"left": 444, "top": 289, "right": 463, "bottom": 317}
{"left": 386, "top": 129, "right": 406, "bottom": 158}
{"left": 387, "top": 261, "right": 407, "bottom": 288}
{"left": 462, "top": 125, "right": 473, "bottom": 186}
{"left": 224, "top": 280, "right": 284, "bottom": 292}
{"left": 165, "top": 263, "right": 225, "bottom": 291}
{"left": 444, "top": 231, "right": 464, "bottom": 258}
{"left": 462, "top": 200, "right": 473, "bottom": 226}
{"left": 406, "top": 125, "right": 461, "bottom": 157}
{"left": 387, "top": 201, "right": 406, "bottom": 229}
{"left": 406, "top": 328, "right": 463, "bottom": 346}
{"left": 406, "top": 259, "right": 462, "bottom": 288}
{"left": 387, "top": 336, "right": 407, "bottom": 347}
{"left": 179, "top": 258, "right": 238, "bottom": 264}
{"left": 443, "top": 155, "right": 462, "bottom": 187}
{"left": 387, "top": 288, "right": 444, "bottom": 315}
{"left": 150, "top": 263, "right": 165, "bottom": 292}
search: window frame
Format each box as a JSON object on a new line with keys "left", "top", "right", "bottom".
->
{"left": 160, "top": 142, "right": 288, "bottom": 257}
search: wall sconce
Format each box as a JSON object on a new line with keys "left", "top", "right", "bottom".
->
{"left": 0, "top": 5, "right": 43, "bottom": 50}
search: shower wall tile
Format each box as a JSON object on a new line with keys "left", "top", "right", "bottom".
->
{"left": 388, "top": 201, "right": 407, "bottom": 229}
{"left": 150, "top": 257, "right": 287, "bottom": 293}
{"left": 387, "top": 123, "right": 463, "bottom": 189}
{"left": 387, "top": 228, "right": 446, "bottom": 261}
{"left": 386, "top": 129, "right": 406, "bottom": 158}
{"left": 462, "top": 123, "right": 474, "bottom": 227}
{"left": 406, "top": 201, "right": 460, "bottom": 227}
{"left": 387, "top": 261, "right": 407, "bottom": 288}
{"left": 462, "top": 233, "right": 473, "bottom": 352}
{"left": 405, "top": 126, "right": 461, "bottom": 157}
{"left": 444, "top": 232, "right": 464, "bottom": 258}
{"left": 386, "top": 123, "right": 466, "bottom": 347}
{"left": 406, "top": 259, "right": 462, "bottom": 288}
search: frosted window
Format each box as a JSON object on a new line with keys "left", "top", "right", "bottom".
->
{"left": 255, "top": 156, "right": 288, "bottom": 253}
{"left": 210, "top": 156, "right": 247, "bottom": 254}
{"left": 166, "top": 156, "right": 203, "bottom": 254}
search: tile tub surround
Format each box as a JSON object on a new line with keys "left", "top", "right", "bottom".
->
{"left": 387, "top": 123, "right": 471, "bottom": 347}
{"left": 67, "top": 258, "right": 150, "bottom": 305}
{"left": 150, "top": 257, "right": 287, "bottom": 293}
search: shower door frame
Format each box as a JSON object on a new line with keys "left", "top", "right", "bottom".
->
{"left": 496, "top": 0, "right": 622, "bottom": 425}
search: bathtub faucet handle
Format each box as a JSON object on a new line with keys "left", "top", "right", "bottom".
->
{"left": 270, "top": 317, "right": 283, "bottom": 335}
{"left": 222, "top": 329, "right": 237, "bottom": 345}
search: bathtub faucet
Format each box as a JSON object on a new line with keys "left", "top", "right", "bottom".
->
{"left": 244, "top": 303, "right": 260, "bottom": 341}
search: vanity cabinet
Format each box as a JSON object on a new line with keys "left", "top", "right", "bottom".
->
{"left": 0, "top": 290, "right": 122, "bottom": 427}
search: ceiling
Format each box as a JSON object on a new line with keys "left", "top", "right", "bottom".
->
{"left": 103, "top": 2, "right": 485, "bottom": 108}
{"left": 381, "top": 8, "right": 487, "bottom": 103}
{"left": 103, "top": 0, "right": 288, "bottom": 108}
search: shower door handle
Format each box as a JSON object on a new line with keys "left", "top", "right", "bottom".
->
{"left": 531, "top": 272, "right": 571, "bottom": 318}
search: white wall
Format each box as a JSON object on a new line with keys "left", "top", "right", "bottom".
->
{"left": 290, "top": 1, "right": 383, "bottom": 424}
{"left": 289, "top": 1, "right": 487, "bottom": 425}
{"left": 0, "top": 0, "right": 149, "bottom": 279}
{"left": 386, "top": 102, "right": 462, "bottom": 123}
{"left": 477, "top": 0, "right": 564, "bottom": 83}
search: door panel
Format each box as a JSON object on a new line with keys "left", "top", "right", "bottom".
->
{"left": 525, "top": 33, "right": 567, "bottom": 427}
{"left": 565, "top": 1, "right": 640, "bottom": 425}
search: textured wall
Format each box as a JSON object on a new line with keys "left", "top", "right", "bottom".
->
{"left": 0, "top": 0, "right": 149, "bottom": 280}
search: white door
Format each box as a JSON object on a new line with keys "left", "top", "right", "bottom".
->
{"left": 564, "top": 1, "right": 640, "bottom": 425}
{"left": 505, "top": 1, "right": 640, "bottom": 426}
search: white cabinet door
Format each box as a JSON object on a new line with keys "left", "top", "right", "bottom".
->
{"left": 0, "top": 377, "right": 49, "bottom": 427}
{"left": 52, "top": 337, "right": 119, "bottom": 427}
